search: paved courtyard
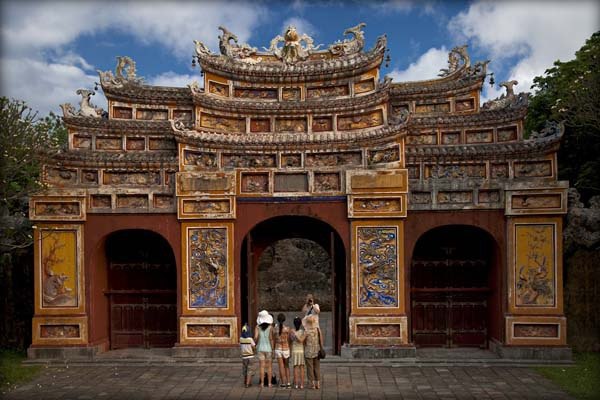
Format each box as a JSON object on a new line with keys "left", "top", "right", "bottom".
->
{"left": 4, "top": 362, "right": 571, "bottom": 399}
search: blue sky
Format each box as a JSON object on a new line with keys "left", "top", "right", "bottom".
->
{"left": 1, "top": 1, "right": 598, "bottom": 116}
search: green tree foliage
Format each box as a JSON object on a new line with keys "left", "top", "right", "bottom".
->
{"left": 526, "top": 32, "right": 600, "bottom": 203}
{"left": 0, "top": 97, "right": 66, "bottom": 349}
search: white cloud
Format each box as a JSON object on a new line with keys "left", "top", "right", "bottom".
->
{"left": 449, "top": 1, "right": 600, "bottom": 94}
{"left": 388, "top": 46, "right": 449, "bottom": 82}
{"left": 0, "top": 1, "right": 267, "bottom": 115}
{"left": 149, "top": 72, "right": 201, "bottom": 88}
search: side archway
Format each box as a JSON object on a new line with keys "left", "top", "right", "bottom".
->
{"left": 410, "top": 225, "right": 500, "bottom": 348}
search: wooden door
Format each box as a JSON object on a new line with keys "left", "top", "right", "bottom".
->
{"left": 411, "top": 259, "right": 488, "bottom": 347}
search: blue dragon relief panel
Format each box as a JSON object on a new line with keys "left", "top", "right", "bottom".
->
{"left": 188, "top": 228, "right": 228, "bottom": 308}
{"left": 357, "top": 227, "right": 399, "bottom": 307}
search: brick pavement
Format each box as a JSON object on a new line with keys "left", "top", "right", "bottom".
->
{"left": 4, "top": 363, "right": 572, "bottom": 399}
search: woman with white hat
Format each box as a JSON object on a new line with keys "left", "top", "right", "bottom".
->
{"left": 254, "top": 310, "right": 275, "bottom": 387}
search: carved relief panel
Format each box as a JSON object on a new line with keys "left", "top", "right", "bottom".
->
{"left": 32, "top": 316, "right": 88, "bottom": 346}
{"left": 506, "top": 189, "right": 567, "bottom": 215}
{"left": 179, "top": 316, "right": 238, "bottom": 345}
{"left": 349, "top": 195, "right": 406, "bottom": 218}
{"left": 30, "top": 197, "right": 86, "bottom": 221}
{"left": 367, "top": 146, "right": 400, "bottom": 166}
{"left": 351, "top": 221, "right": 404, "bottom": 315}
{"left": 306, "top": 84, "right": 349, "bottom": 99}
{"left": 305, "top": 151, "right": 362, "bottom": 167}
{"left": 505, "top": 316, "right": 566, "bottom": 346}
{"left": 354, "top": 78, "right": 375, "bottom": 94}
{"left": 508, "top": 218, "right": 563, "bottom": 315}
{"left": 181, "top": 223, "right": 234, "bottom": 315}
{"left": 200, "top": 113, "right": 245, "bottom": 133}
{"left": 178, "top": 197, "right": 235, "bottom": 219}
{"left": 281, "top": 87, "right": 301, "bottom": 101}
{"left": 275, "top": 118, "right": 307, "bottom": 133}
{"left": 34, "top": 224, "right": 84, "bottom": 315}
{"left": 208, "top": 81, "right": 229, "bottom": 97}
{"left": 234, "top": 87, "right": 277, "bottom": 100}
{"left": 313, "top": 172, "right": 341, "bottom": 193}
{"left": 312, "top": 117, "right": 333, "bottom": 132}
{"left": 349, "top": 316, "right": 408, "bottom": 346}
{"left": 338, "top": 109, "right": 383, "bottom": 130}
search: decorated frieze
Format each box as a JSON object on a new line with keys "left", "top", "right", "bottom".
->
{"left": 208, "top": 81, "right": 229, "bottom": 97}
{"left": 437, "top": 190, "right": 472, "bottom": 204}
{"left": 153, "top": 194, "right": 175, "bottom": 209}
{"left": 281, "top": 153, "right": 302, "bottom": 168}
{"left": 505, "top": 316, "right": 566, "bottom": 346}
{"left": 30, "top": 197, "right": 85, "bottom": 221}
{"left": 478, "top": 190, "right": 501, "bottom": 204}
{"left": 40, "top": 324, "right": 80, "bottom": 338}
{"left": 32, "top": 316, "right": 88, "bottom": 346}
{"left": 354, "top": 78, "right": 375, "bottom": 94}
{"left": 72, "top": 135, "right": 92, "bottom": 150}
{"left": 305, "top": 151, "right": 361, "bottom": 167}
{"left": 465, "top": 129, "right": 493, "bottom": 144}
{"left": 312, "top": 117, "right": 333, "bottom": 132}
{"left": 281, "top": 87, "right": 301, "bottom": 101}
{"left": 126, "top": 137, "right": 145, "bottom": 151}
{"left": 222, "top": 153, "right": 276, "bottom": 168}
{"left": 306, "top": 84, "right": 349, "bottom": 99}
{"left": 173, "top": 109, "right": 193, "bottom": 121}
{"left": 338, "top": 109, "right": 383, "bottom": 130}
{"left": 349, "top": 316, "right": 408, "bottom": 345}
{"left": 148, "top": 138, "right": 176, "bottom": 151}
{"left": 313, "top": 172, "right": 341, "bottom": 192}
{"left": 116, "top": 194, "right": 148, "bottom": 209}
{"left": 178, "top": 197, "right": 234, "bottom": 219}
{"left": 275, "top": 117, "right": 307, "bottom": 133}
{"left": 234, "top": 87, "right": 278, "bottom": 100}
{"left": 183, "top": 149, "right": 218, "bottom": 169}
{"left": 240, "top": 172, "right": 269, "bottom": 194}
{"left": 274, "top": 173, "right": 308, "bottom": 193}
{"left": 348, "top": 195, "right": 406, "bottom": 218}
{"left": 113, "top": 106, "right": 132, "bottom": 119}
{"left": 347, "top": 170, "right": 408, "bottom": 194}
{"left": 136, "top": 108, "right": 168, "bottom": 120}
{"left": 200, "top": 113, "right": 245, "bottom": 133}
{"left": 514, "top": 160, "right": 553, "bottom": 178}
{"left": 95, "top": 136, "right": 122, "bottom": 150}
{"left": 90, "top": 194, "right": 112, "bottom": 209}
{"left": 415, "top": 101, "right": 450, "bottom": 114}
{"left": 407, "top": 165, "right": 420, "bottom": 180}
{"left": 182, "top": 223, "right": 235, "bottom": 315}
{"left": 34, "top": 224, "right": 84, "bottom": 314}
{"left": 441, "top": 131, "right": 461, "bottom": 145}
{"left": 44, "top": 167, "right": 78, "bottom": 187}
{"left": 250, "top": 118, "right": 271, "bottom": 133}
{"left": 505, "top": 189, "right": 567, "bottom": 215}
{"left": 497, "top": 125, "right": 518, "bottom": 142}
{"left": 406, "top": 129, "right": 437, "bottom": 145}
{"left": 410, "top": 191, "right": 431, "bottom": 205}
{"left": 179, "top": 316, "right": 238, "bottom": 345}
{"left": 367, "top": 146, "right": 400, "bottom": 165}
{"left": 426, "top": 164, "right": 486, "bottom": 180}
{"left": 103, "top": 171, "right": 161, "bottom": 186}
{"left": 176, "top": 172, "right": 235, "bottom": 196}
{"left": 491, "top": 163, "right": 509, "bottom": 179}
{"left": 508, "top": 218, "right": 563, "bottom": 315}
{"left": 455, "top": 97, "right": 475, "bottom": 112}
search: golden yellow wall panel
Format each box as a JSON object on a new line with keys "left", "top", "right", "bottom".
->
{"left": 349, "top": 316, "right": 408, "bottom": 345}
{"left": 32, "top": 316, "right": 88, "bottom": 346}
{"left": 34, "top": 224, "right": 85, "bottom": 315}
{"left": 508, "top": 217, "right": 563, "bottom": 315}
{"left": 505, "top": 316, "right": 567, "bottom": 346}
{"left": 179, "top": 316, "right": 238, "bottom": 345}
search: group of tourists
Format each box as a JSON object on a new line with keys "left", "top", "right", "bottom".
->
{"left": 239, "top": 293, "right": 324, "bottom": 389}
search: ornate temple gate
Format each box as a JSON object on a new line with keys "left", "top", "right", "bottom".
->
{"left": 28, "top": 24, "right": 571, "bottom": 359}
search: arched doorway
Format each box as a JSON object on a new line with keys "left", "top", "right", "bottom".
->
{"left": 241, "top": 216, "right": 346, "bottom": 354}
{"left": 105, "top": 230, "right": 177, "bottom": 349}
{"left": 410, "top": 225, "right": 496, "bottom": 348}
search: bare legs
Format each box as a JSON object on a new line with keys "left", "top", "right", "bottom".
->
{"left": 277, "top": 357, "right": 290, "bottom": 386}
{"left": 293, "top": 364, "right": 305, "bottom": 388}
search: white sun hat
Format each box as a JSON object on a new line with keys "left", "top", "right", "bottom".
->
{"left": 256, "top": 310, "right": 273, "bottom": 325}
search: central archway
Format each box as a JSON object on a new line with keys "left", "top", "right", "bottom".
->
{"left": 241, "top": 215, "right": 346, "bottom": 354}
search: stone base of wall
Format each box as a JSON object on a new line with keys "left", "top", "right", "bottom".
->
{"left": 27, "top": 345, "right": 104, "bottom": 360}
{"left": 340, "top": 344, "right": 416, "bottom": 359}
{"left": 171, "top": 346, "right": 239, "bottom": 358}
{"left": 490, "top": 339, "right": 572, "bottom": 360}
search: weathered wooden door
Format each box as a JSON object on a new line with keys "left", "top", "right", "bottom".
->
{"left": 411, "top": 259, "right": 488, "bottom": 347}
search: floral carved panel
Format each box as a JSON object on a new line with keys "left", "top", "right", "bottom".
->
{"left": 338, "top": 109, "right": 383, "bottom": 130}
{"left": 514, "top": 224, "right": 556, "bottom": 307}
